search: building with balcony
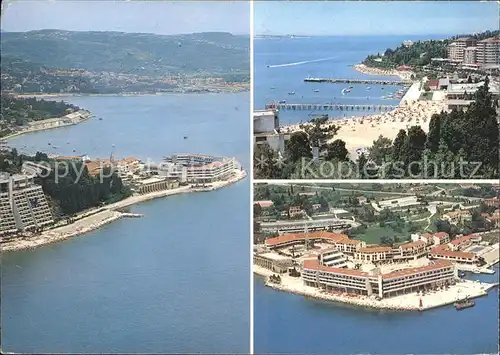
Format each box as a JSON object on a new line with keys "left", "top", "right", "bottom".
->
{"left": 302, "top": 258, "right": 456, "bottom": 299}
{"left": 162, "top": 154, "right": 237, "bottom": 184}
{"left": 463, "top": 47, "right": 478, "bottom": 65}
{"left": 0, "top": 174, "right": 54, "bottom": 237}
{"left": 447, "top": 37, "right": 477, "bottom": 62}
{"left": 476, "top": 37, "right": 500, "bottom": 66}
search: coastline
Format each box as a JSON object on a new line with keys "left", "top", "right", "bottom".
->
{"left": 1, "top": 169, "right": 247, "bottom": 252}
{"left": 254, "top": 265, "right": 497, "bottom": 312}
{"left": 353, "top": 63, "right": 414, "bottom": 81}
{"left": 13, "top": 88, "right": 249, "bottom": 99}
{"left": 2, "top": 110, "right": 92, "bottom": 141}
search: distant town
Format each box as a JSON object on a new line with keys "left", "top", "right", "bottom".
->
{"left": 254, "top": 183, "right": 500, "bottom": 311}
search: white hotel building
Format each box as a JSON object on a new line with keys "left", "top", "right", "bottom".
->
{"left": 162, "top": 154, "right": 237, "bottom": 184}
{"left": 0, "top": 174, "right": 54, "bottom": 237}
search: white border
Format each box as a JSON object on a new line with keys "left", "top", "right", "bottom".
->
{"left": 253, "top": 179, "right": 500, "bottom": 185}
{"left": 249, "top": 0, "right": 254, "bottom": 353}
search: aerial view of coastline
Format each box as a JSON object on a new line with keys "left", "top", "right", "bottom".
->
{"left": 254, "top": 182, "right": 499, "bottom": 353}
{"left": 253, "top": 1, "right": 499, "bottom": 180}
{"left": 1, "top": 1, "right": 250, "bottom": 353}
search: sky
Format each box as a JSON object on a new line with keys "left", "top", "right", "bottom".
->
{"left": 1, "top": 1, "right": 250, "bottom": 35}
{"left": 255, "top": 1, "right": 499, "bottom": 36}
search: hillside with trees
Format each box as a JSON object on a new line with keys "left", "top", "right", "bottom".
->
{"left": 1, "top": 30, "right": 249, "bottom": 77}
{"left": 0, "top": 95, "right": 79, "bottom": 138}
{"left": 363, "top": 30, "right": 500, "bottom": 69}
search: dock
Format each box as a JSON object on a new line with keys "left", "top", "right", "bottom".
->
{"left": 304, "top": 77, "right": 411, "bottom": 85}
{"left": 265, "top": 102, "right": 397, "bottom": 112}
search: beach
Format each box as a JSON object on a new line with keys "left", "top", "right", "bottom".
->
{"left": 1, "top": 168, "right": 247, "bottom": 252}
{"left": 353, "top": 63, "right": 414, "bottom": 81}
{"left": 280, "top": 99, "right": 446, "bottom": 156}
{"left": 254, "top": 265, "right": 497, "bottom": 312}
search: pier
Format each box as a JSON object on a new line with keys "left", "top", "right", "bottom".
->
{"left": 265, "top": 102, "right": 397, "bottom": 112}
{"left": 304, "top": 77, "right": 410, "bottom": 85}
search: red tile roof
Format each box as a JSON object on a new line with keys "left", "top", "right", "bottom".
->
{"left": 382, "top": 260, "right": 453, "bottom": 280}
{"left": 303, "top": 258, "right": 369, "bottom": 278}
{"left": 430, "top": 248, "right": 475, "bottom": 259}
{"left": 358, "top": 246, "right": 392, "bottom": 253}
{"left": 266, "top": 231, "right": 349, "bottom": 247}
{"left": 400, "top": 241, "right": 426, "bottom": 249}
{"left": 434, "top": 232, "right": 449, "bottom": 239}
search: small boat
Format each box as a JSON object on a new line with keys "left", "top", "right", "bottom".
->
{"left": 278, "top": 100, "right": 286, "bottom": 104}
{"left": 98, "top": 117, "right": 103, "bottom": 121}
{"left": 267, "top": 65, "right": 270, "bottom": 68}
{"left": 455, "top": 297, "right": 475, "bottom": 310}
{"left": 184, "top": 136, "right": 188, "bottom": 140}
{"left": 48, "top": 142, "right": 51, "bottom": 145}
{"left": 72, "top": 149, "right": 76, "bottom": 152}
{"left": 66, "top": 141, "right": 70, "bottom": 144}
{"left": 288, "top": 92, "right": 296, "bottom": 95}
{"left": 341, "top": 88, "right": 351, "bottom": 94}
{"left": 313, "top": 89, "right": 319, "bottom": 92}
{"left": 366, "top": 86, "right": 371, "bottom": 90}
{"left": 270, "top": 87, "right": 275, "bottom": 90}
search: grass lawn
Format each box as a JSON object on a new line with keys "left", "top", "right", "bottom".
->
{"left": 350, "top": 224, "right": 413, "bottom": 244}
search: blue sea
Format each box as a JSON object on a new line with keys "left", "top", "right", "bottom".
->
{"left": 1, "top": 93, "right": 250, "bottom": 353}
{"left": 254, "top": 264, "right": 499, "bottom": 354}
{"left": 254, "top": 35, "right": 447, "bottom": 125}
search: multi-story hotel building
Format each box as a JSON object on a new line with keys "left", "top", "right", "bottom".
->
{"left": 463, "top": 47, "right": 478, "bottom": 65}
{"left": 163, "top": 154, "right": 237, "bottom": 184}
{"left": 0, "top": 174, "right": 54, "bottom": 237}
{"left": 447, "top": 37, "right": 477, "bottom": 62}
{"left": 302, "top": 258, "right": 456, "bottom": 299}
{"left": 476, "top": 37, "right": 500, "bottom": 66}
{"left": 259, "top": 218, "right": 353, "bottom": 234}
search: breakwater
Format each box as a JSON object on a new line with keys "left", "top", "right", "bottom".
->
{"left": 304, "top": 77, "right": 410, "bottom": 85}
{"left": 266, "top": 103, "right": 397, "bottom": 111}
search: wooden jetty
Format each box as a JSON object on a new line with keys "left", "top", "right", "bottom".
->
{"left": 304, "top": 77, "right": 411, "bottom": 85}
{"left": 265, "top": 102, "right": 397, "bottom": 112}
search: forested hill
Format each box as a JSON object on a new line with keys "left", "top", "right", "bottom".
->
{"left": 1, "top": 30, "right": 250, "bottom": 76}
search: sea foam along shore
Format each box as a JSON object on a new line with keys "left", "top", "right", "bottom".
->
{"left": 254, "top": 265, "right": 497, "bottom": 312}
{"left": 1, "top": 168, "right": 247, "bottom": 252}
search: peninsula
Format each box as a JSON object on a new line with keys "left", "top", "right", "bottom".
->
{"left": 254, "top": 183, "right": 499, "bottom": 311}
{"left": 0, "top": 152, "right": 246, "bottom": 251}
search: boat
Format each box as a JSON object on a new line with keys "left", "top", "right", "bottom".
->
{"left": 270, "top": 86, "right": 276, "bottom": 90}
{"left": 183, "top": 136, "right": 188, "bottom": 140}
{"left": 366, "top": 87, "right": 371, "bottom": 90}
{"left": 98, "top": 117, "right": 103, "bottom": 121}
{"left": 278, "top": 100, "right": 286, "bottom": 104}
{"left": 288, "top": 92, "right": 296, "bottom": 95}
{"left": 313, "top": 89, "right": 319, "bottom": 92}
{"left": 455, "top": 297, "right": 475, "bottom": 310}
{"left": 341, "top": 88, "right": 351, "bottom": 94}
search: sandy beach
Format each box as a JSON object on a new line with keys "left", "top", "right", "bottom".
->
{"left": 353, "top": 63, "right": 414, "bottom": 81}
{"left": 1, "top": 169, "right": 246, "bottom": 252}
{"left": 280, "top": 99, "right": 445, "bottom": 157}
{"left": 255, "top": 265, "right": 497, "bottom": 312}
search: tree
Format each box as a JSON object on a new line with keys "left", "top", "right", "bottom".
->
{"left": 253, "top": 142, "right": 283, "bottom": 179}
{"left": 368, "top": 135, "right": 392, "bottom": 165}
{"left": 325, "top": 139, "right": 349, "bottom": 161}
{"left": 402, "top": 126, "right": 427, "bottom": 176}
{"left": 286, "top": 131, "right": 312, "bottom": 163}
{"left": 425, "top": 114, "right": 441, "bottom": 153}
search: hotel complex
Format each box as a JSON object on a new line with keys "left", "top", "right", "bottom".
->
{"left": 162, "top": 154, "right": 239, "bottom": 184}
{"left": 255, "top": 230, "right": 486, "bottom": 299}
{"left": 0, "top": 174, "right": 54, "bottom": 237}
{"left": 447, "top": 36, "right": 500, "bottom": 67}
